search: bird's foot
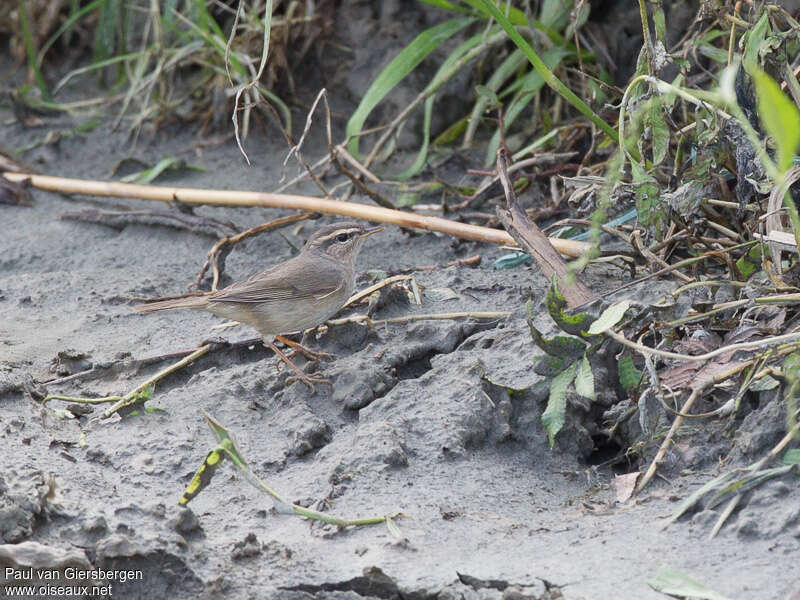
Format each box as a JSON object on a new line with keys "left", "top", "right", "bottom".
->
{"left": 265, "top": 338, "right": 332, "bottom": 393}
{"left": 285, "top": 372, "right": 332, "bottom": 393}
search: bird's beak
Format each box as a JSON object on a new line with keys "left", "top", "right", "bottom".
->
{"left": 361, "top": 225, "right": 385, "bottom": 238}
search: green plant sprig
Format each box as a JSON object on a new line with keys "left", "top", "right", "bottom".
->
{"left": 462, "top": 0, "right": 620, "bottom": 148}
{"left": 181, "top": 411, "right": 406, "bottom": 533}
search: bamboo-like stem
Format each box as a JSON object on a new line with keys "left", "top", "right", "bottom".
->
{"left": 3, "top": 172, "right": 590, "bottom": 257}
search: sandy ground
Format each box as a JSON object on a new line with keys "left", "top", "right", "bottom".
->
{"left": 1, "top": 6, "right": 800, "bottom": 599}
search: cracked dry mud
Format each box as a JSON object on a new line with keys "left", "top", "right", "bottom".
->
{"left": 2, "top": 35, "right": 800, "bottom": 600}
{"left": 1, "top": 121, "right": 798, "bottom": 600}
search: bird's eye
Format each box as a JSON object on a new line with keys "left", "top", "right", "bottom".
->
{"left": 336, "top": 233, "right": 349, "bottom": 242}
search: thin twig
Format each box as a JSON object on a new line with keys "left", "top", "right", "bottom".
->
{"left": 605, "top": 328, "right": 800, "bottom": 364}
{"left": 323, "top": 311, "right": 510, "bottom": 330}
{"left": 195, "top": 213, "right": 315, "bottom": 290}
{"left": 43, "top": 344, "right": 213, "bottom": 419}
{"left": 59, "top": 208, "right": 237, "bottom": 237}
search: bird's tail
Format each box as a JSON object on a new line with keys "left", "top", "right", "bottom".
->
{"left": 132, "top": 295, "right": 209, "bottom": 314}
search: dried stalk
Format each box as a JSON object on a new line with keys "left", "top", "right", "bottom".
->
{"left": 4, "top": 172, "right": 590, "bottom": 256}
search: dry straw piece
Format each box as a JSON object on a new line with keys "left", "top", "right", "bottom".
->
{"left": 3, "top": 172, "right": 591, "bottom": 258}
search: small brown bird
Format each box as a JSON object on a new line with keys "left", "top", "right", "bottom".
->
{"left": 134, "top": 221, "right": 384, "bottom": 389}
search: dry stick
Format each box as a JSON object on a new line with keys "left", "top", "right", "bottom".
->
{"left": 278, "top": 88, "right": 334, "bottom": 199}
{"left": 195, "top": 212, "right": 316, "bottom": 291}
{"left": 41, "top": 338, "right": 266, "bottom": 387}
{"left": 605, "top": 328, "right": 800, "bottom": 364}
{"left": 472, "top": 152, "right": 580, "bottom": 200}
{"left": 342, "top": 275, "right": 417, "bottom": 310}
{"left": 59, "top": 208, "right": 237, "bottom": 238}
{"left": 42, "top": 344, "right": 213, "bottom": 419}
{"left": 3, "top": 172, "right": 590, "bottom": 257}
{"left": 635, "top": 362, "right": 748, "bottom": 494}
{"left": 493, "top": 150, "right": 597, "bottom": 309}
{"left": 323, "top": 311, "right": 510, "bottom": 330}
{"left": 394, "top": 254, "right": 482, "bottom": 274}
{"left": 631, "top": 230, "right": 693, "bottom": 284}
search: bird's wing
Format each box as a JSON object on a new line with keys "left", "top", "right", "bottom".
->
{"left": 209, "top": 257, "right": 346, "bottom": 304}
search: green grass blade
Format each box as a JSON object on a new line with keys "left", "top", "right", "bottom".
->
{"left": 463, "top": 48, "right": 527, "bottom": 147}
{"left": 484, "top": 47, "right": 566, "bottom": 165}
{"left": 17, "top": 0, "right": 51, "bottom": 101}
{"left": 120, "top": 157, "right": 205, "bottom": 184}
{"left": 418, "top": 0, "right": 472, "bottom": 14}
{"left": 752, "top": 68, "right": 800, "bottom": 172}
{"left": 54, "top": 50, "right": 149, "bottom": 94}
{"left": 37, "top": 0, "right": 104, "bottom": 68}
{"left": 93, "top": 0, "right": 122, "bottom": 63}
{"left": 394, "top": 28, "right": 492, "bottom": 180}
{"left": 345, "top": 17, "right": 473, "bottom": 159}
{"left": 463, "top": 0, "right": 618, "bottom": 145}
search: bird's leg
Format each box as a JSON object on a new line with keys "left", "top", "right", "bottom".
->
{"left": 264, "top": 339, "right": 331, "bottom": 392}
{"left": 274, "top": 334, "right": 333, "bottom": 361}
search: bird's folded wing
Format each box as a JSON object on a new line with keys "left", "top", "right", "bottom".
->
{"left": 208, "top": 258, "right": 344, "bottom": 304}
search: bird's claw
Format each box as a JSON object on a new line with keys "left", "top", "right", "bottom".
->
{"left": 285, "top": 372, "right": 332, "bottom": 392}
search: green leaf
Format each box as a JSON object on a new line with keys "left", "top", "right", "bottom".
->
{"left": 574, "top": 355, "right": 595, "bottom": 400}
{"left": 648, "top": 565, "right": 734, "bottom": 600}
{"left": 586, "top": 300, "right": 630, "bottom": 335}
{"left": 433, "top": 116, "right": 469, "bottom": 146}
{"left": 491, "top": 251, "right": 532, "bottom": 269}
{"left": 742, "top": 12, "right": 770, "bottom": 76}
{"left": 646, "top": 103, "right": 669, "bottom": 165}
{"left": 529, "top": 327, "right": 587, "bottom": 360}
{"left": 752, "top": 68, "right": 800, "bottom": 172}
{"left": 475, "top": 84, "right": 501, "bottom": 107}
{"left": 631, "top": 160, "right": 663, "bottom": 230}
{"left": 385, "top": 515, "right": 404, "bottom": 539}
{"left": 539, "top": 0, "right": 571, "bottom": 31}
{"left": 345, "top": 18, "right": 473, "bottom": 159}
{"left": 526, "top": 301, "right": 586, "bottom": 358}
{"left": 545, "top": 278, "right": 596, "bottom": 337}
{"left": 749, "top": 374, "right": 779, "bottom": 392}
{"left": 534, "top": 354, "right": 576, "bottom": 377}
{"left": 542, "top": 363, "right": 576, "bottom": 447}
{"left": 202, "top": 411, "right": 249, "bottom": 471}
{"left": 735, "top": 244, "right": 761, "bottom": 279}
{"left": 418, "top": 0, "right": 471, "bottom": 13}
{"left": 783, "top": 449, "right": 800, "bottom": 465}
{"left": 118, "top": 383, "right": 156, "bottom": 418}
{"left": 119, "top": 157, "right": 205, "bottom": 184}
{"left": 618, "top": 354, "right": 643, "bottom": 395}
{"left": 179, "top": 445, "right": 226, "bottom": 505}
